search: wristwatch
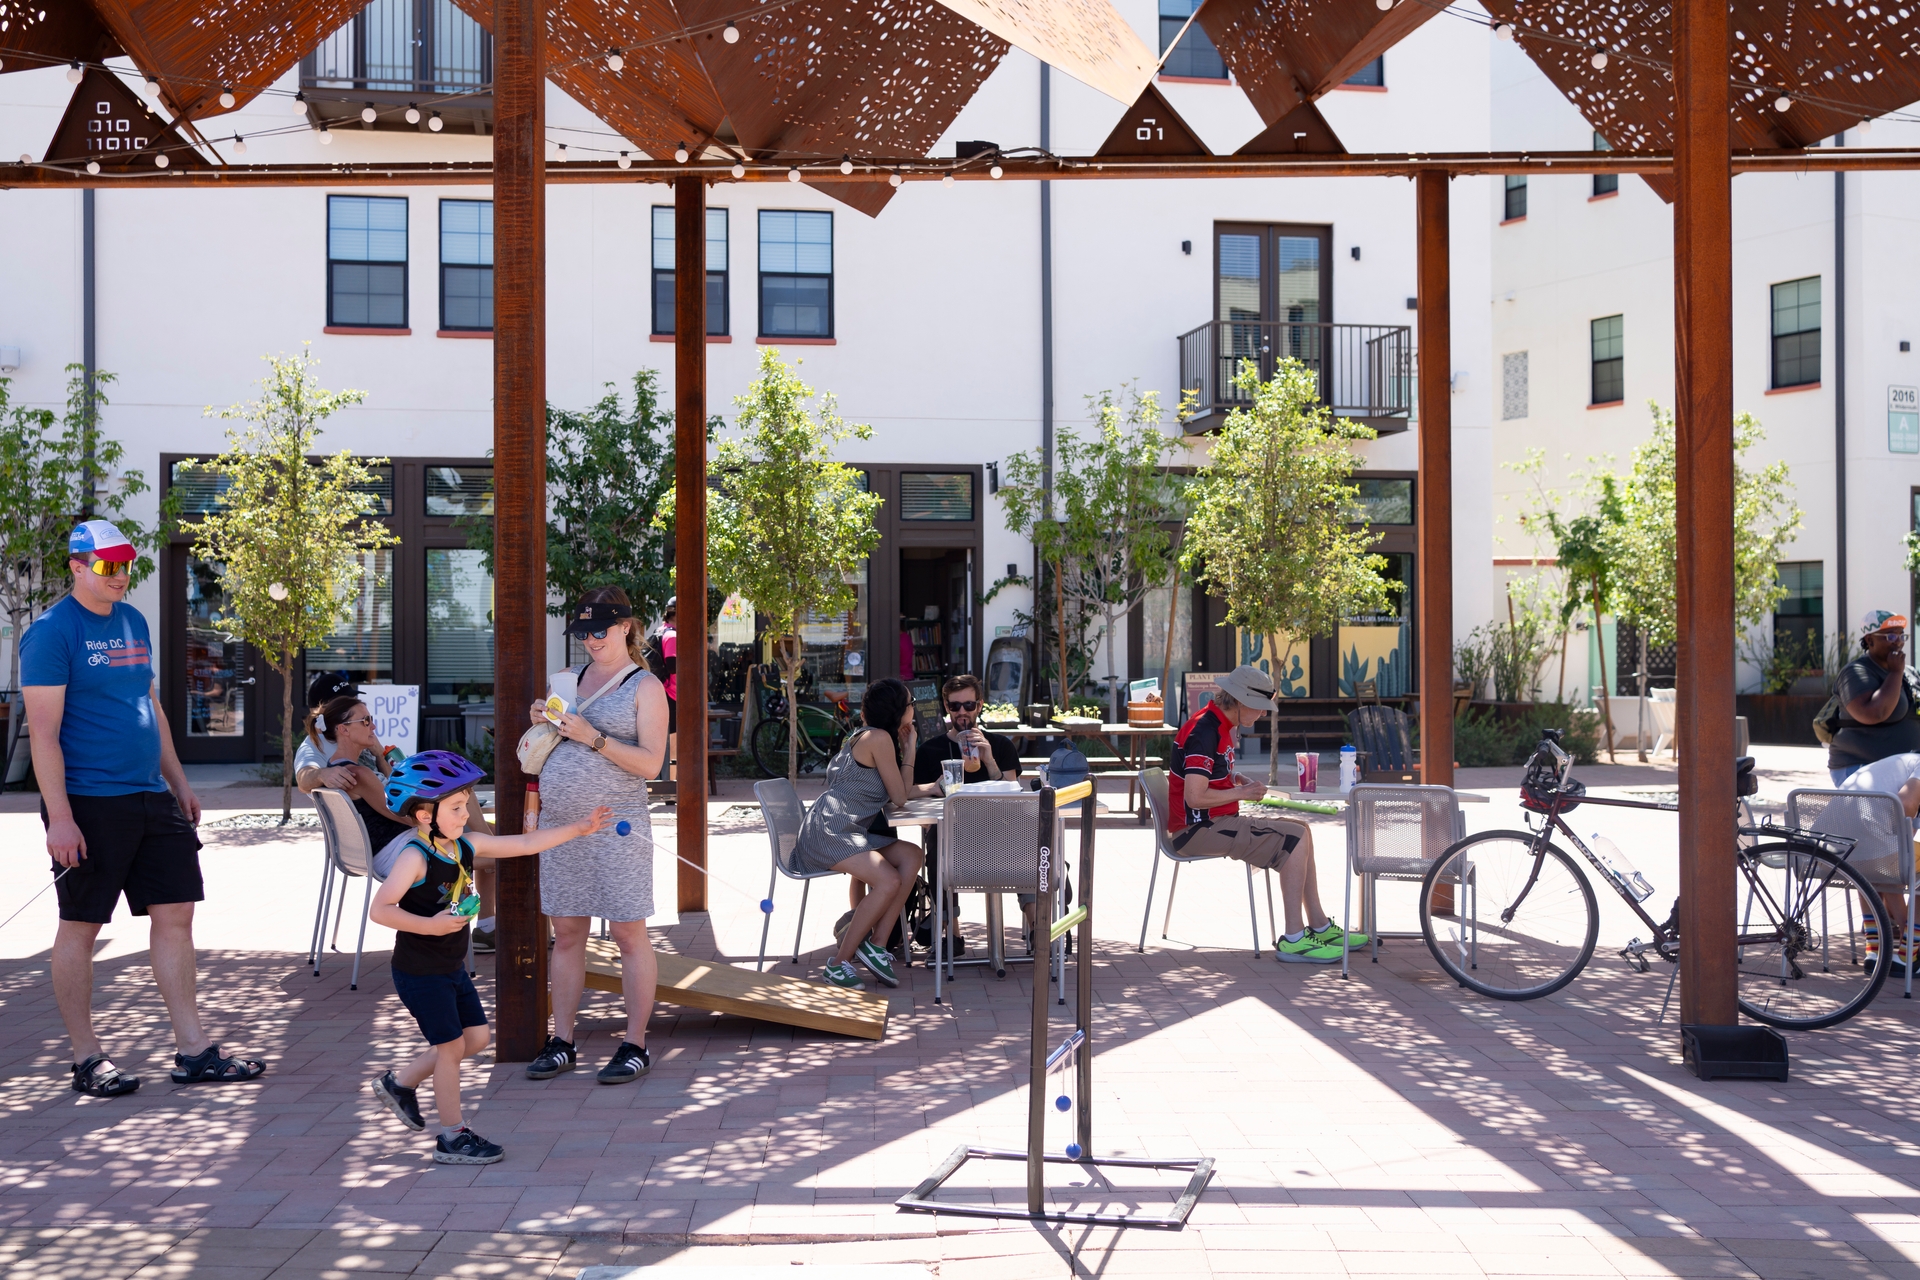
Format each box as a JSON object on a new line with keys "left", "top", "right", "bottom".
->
{"left": 589, "top": 733, "right": 607, "bottom": 753}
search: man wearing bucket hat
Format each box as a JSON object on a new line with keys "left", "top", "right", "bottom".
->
{"left": 1166, "top": 665, "right": 1365, "bottom": 963}
{"left": 1827, "top": 610, "right": 1920, "bottom": 787}
{"left": 22, "top": 521, "right": 263, "bottom": 1098}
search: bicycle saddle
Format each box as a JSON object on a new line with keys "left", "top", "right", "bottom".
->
{"left": 1735, "top": 755, "right": 1758, "bottom": 798}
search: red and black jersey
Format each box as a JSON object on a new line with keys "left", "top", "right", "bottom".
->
{"left": 1168, "top": 701, "right": 1239, "bottom": 832}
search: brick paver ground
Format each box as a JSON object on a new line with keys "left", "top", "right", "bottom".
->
{"left": 2, "top": 748, "right": 1917, "bottom": 1277}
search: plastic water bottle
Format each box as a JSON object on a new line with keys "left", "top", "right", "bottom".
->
{"left": 1339, "top": 745, "right": 1359, "bottom": 794}
{"left": 1589, "top": 833, "right": 1656, "bottom": 901}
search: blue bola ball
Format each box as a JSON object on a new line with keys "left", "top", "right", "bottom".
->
{"left": 760, "top": 898, "right": 775, "bottom": 914}
{"left": 615, "top": 820, "right": 632, "bottom": 836}
{"left": 1065, "top": 1143, "right": 1083, "bottom": 1160}
{"left": 1054, "top": 1095, "right": 1071, "bottom": 1112}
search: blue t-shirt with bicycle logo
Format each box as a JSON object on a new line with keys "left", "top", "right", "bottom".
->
{"left": 19, "top": 596, "right": 166, "bottom": 796}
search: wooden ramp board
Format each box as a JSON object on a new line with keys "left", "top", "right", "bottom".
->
{"left": 582, "top": 940, "right": 889, "bottom": 1040}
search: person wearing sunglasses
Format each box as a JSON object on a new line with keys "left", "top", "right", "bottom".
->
{"left": 23, "top": 521, "right": 263, "bottom": 1096}
{"left": 911, "top": 673, "right": 1020, "bottom": 788}
{"left": 301, "top": 693, "right": 412, "bottom": 855}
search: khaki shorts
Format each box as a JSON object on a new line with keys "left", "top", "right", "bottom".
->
{"left": 1174, "top": 816, "right": 1307, "bottom": 871}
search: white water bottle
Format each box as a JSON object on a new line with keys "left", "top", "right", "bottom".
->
{"left": 1590, "top": 833, "right": 1655, "bottom": 901}
{"left": 1339, "top": 745, "right": 1359, "bottom": 794}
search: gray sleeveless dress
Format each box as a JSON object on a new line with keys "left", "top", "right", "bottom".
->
{"left": 793, "top": 731, "right": 895, "bottom": 874}
{"left": 538, "top": 665, "right": 658, "bottom": 921}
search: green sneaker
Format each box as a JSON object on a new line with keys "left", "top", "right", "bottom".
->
{"left": 823, "top": 960, "right": 865, "bottom": 989}
{"left": 1308, "top": 920, "right": 1368, "bottom": 951}
{"left": 855, "top": 940, "right": 899, "bottom": 987}
{"left": 1274, "top": 933, "right": 1343, "bottom": 964}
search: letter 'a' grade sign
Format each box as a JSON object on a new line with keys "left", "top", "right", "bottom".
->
{"left": 1891, "top": 386, "right": 1920, "bottom": 455}
{"left": 44, "top": 67, "right": 208, "bottom": 171}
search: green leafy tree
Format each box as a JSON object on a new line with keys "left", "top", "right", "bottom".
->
{"left": 0, "top": 367, "right": 172, "bottom": 786}
{"left": 1181, "top": 359, "right": 1390, "bottom": 782}
{"left": 182, "top": 350, "right": 399, "bottom": 819}
{"left": 998, "top": 386, "right": 1182, "bottom": 719}
{"left": 709, "top": 350, "right": 883, "bottom": 782}
{"left": 1514, "top": 458, "right": 1626, "bottom": 760}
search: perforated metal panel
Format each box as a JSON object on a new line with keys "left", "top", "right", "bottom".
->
{"left": 1344, "top": 783, "right": 1462, "bottom": 881}
{"left": 754, "top": 778, "right": 811, "bottom": 878}
{"left": 1196, "top": 0, "right": 1448, "bottom": 126}
{"left": 1788, "top": 787, "right": 1913, "bottom": 888}
{"left": 940, "top": 791, "right": 1053, "bottom": 892}
{"left": 313, "top": 787, "right": 375, "bottom": 878}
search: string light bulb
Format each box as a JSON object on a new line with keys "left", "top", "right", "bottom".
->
{"left": 405, "top": 104, "right": 421, "bottom": 124}
{"left": 990, "top": 163, "right": 1004, "bottom": 178}
{"left": 889, "top": 170, "right": 902, "bottom": 187}
{"left": 1858, "top": 116, "right": 1874, "bottom": 137}
{"left": 787, "top": 167, "right": 801, "bottom": 182}
{"left": 15, "top": 154, "right": 28, "bottom": 165}
{"left": 154, "top": 152, "right": 169, "bottom": 167}
{"left": 675, "top": 143, "right": 690, "bottom": 163}
{"left": 839, "top": 155, "right": 853, "bottom": 174}
{"left": 68, "top": 62, "right": 83, "bottom": 84}
{"left": 723, "top": 20, "right": 740, "bottom": 41}
{"left": 556, "top": 141, "right": 567, "bottom": 158}
{"left": 731, "top": 162, "right": 746, "bottom": 178}
{"left": 1590, "top": 50, "right": 1608, "bottom": 69}
{"left": 607, "top": 50, "right": 625, "bottom": 72}
{"left": 87, "top": 160, "right": 100, "bottom": 174}
{"left": 429, "top": 111, "right": 444, "bottom": 131}
{"left": 617, "top": 150, "right": 632, "bottom": 169}
{"left": 143, "top": 76, "right": 160, "bottom": 97}
{"left": 1774, "top": 94, "right": 1792, "bottom": 112}
{"left": 361, "top": 103, "right": 378, "bottom": 123}
{"left": 294, "top": 91, "right": 309, "bottom": 115}
{"left": 317, "top": 126, "right": 333, "bottom": 145}
{"left": 233, "top": 134, "right": 247, "bottom": 154}
{"left": 942, "top": 173, "right": 954, "bottom": 186}
{"left": 1374, "top": 0, "right": 1390, "bottom": 9}
{"left": 1493, "top": 22, "right": 1514, "bottom": 39}
{"left": 219, "top": 87, "right": 236, "bottom": 108}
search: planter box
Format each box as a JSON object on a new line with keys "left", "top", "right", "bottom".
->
{"left": 1736, "top": 693, "right": 1824, "bottom": 746}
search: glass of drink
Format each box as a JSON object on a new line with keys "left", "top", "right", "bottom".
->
{"left": 941, "top": 758, "right": 964, "bottom": 794}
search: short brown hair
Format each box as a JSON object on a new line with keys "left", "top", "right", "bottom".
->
{"left": 941, "top": 674, "right": 982, "bottom": 701}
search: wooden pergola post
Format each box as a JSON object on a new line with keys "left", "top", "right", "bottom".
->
{"left": 491, "top": 0, "right": 548, "bottom": 1060}
{"left": 1672, "top": 0, "right": 1739, "bottom": 1025}
{"left": 1415, "top": 169, "right": 1453, "bottom": 792}
{"left": 674, "top": 175, "right": 709, "bottom": 913}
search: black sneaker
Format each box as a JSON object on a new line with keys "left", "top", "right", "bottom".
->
{"left": 369, "top": 1071, "right": 425, "bottom": 1131}
{"left": 471, "top": 927, "right": 496, "bottom": 954}
{"left": 596, "top": 1041, "right": 651, "bottom": 1085}
{"left": 433, "top": 1127, "right": 504, "bottom": 1165}
{"left": 525, "top": 1035, "right": 577, "bottom": 1080}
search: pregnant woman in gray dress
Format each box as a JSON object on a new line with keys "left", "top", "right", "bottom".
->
{"left": 794, "top": 678, "right": 940, "bottom": 989}
{"left": 523, "top": 588, "right": 669, "bottom": 1086}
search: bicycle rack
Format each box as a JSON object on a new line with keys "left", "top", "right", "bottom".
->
{"left": 896, "top": 779, "right": 1216, "bottom": 1228}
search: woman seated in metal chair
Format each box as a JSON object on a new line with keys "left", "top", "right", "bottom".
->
{"left": 303, "top": 692, "right": 411, "bottom": 855}
{"left": 793, "top": 677, "right": 940, "bottom": 991}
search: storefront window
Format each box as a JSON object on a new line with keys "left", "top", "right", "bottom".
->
{"left": 426, "top": 548, "right": 494, "bottom": 703}
{"left": 426, "top": 465, "right": 493, "bottom": 517}
{"left": 1141, "top": 580, "right": 1193, "bottom": 700}
{"left": 306, "top": 550, "right": 394, "bottom": 684}
{"left": 184, "top": 557, "right": 246, "bottom": 738}
{"left": 1237, "top": 629, "right": 1312, "bottom": 697}
{"left": 1338, "top": 552, "right": 1413, "bottom": 696}
{"left": 798, "top": 561, "right": 869, "bottom": 704}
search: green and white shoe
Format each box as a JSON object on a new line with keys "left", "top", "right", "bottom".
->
{"left": 823, "top": 960, "right": 865, "bottom": 989}
{"left": 855, "top": 940, "right": 899, "bottom": 987}
{"left": 1274, "top": 932, "right": 1343, "bottom": 964}
{"left": 1307, "top": 920, "right": 1368, "bottom": 951}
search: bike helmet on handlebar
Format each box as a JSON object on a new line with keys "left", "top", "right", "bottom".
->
{"left": 385, "top": 750, "right": 488, "bottom": 814}
{"left": 1518, "top": 730, "right": 1584, "bottom": 813}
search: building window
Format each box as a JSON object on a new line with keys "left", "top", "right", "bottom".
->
{"left": 1772, "top": 276, "right": 1821, "bottom": 388}
{"left": 759, "top": 209, "right": 832, "bottom": 339}
{"left": 651, "top": 206, "right": 729, "bottom": 336}
{"left": 426, "top": 547, "right": 494, "bottom": 705}
{"left": 328, "top": 195, "right": 407, "bottom": 327}
{"left": 1592, "top": 132, "right": 1618, "bottom": 197}
{"left": 899, "top": 473, "right": 975, "bottom": 521}
{"left": 1501, "top": 351, "right": 1529, "bottom": 420}
{"left": 1353, "top": 478, "right": 1413, "bottom": 525}
{"left": 439, "top": 199, "right": 492, "bottom": 330}
{"left": 1158, "top": 0, "right": 1226, "bottom": 79}
{"left": 1343, "top": 57, "right": 1384, "bottom": 87}
{"left": 1773, "top": 561, "right": 1823, "bottom": 658}
{"left": 1503, "top": 174, "right": 1527, "bottom": 221}
{"left": 1591, "top": 315, "right": 1624, "bottom": 404}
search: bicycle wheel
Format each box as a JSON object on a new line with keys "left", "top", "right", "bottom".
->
{"left": 751, "top": 717, "right": 829, "bottom": 778}
{"left": 1735, "top": 842, "right": 1891, "bottom": 1030}
{"left": 1419, "top": 830, "right": 1600, "bottom": 1000}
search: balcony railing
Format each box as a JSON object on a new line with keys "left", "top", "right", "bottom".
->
{"left": 300, "top": 0, "right": 492, "bottom": 132}
{"left": 1177, "top": 320, "right": 1414, "bottom": 432}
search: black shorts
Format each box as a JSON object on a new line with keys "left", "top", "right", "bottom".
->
{"left": 45, "top": 791, "right": 204, "bottom": 924}
{"left": 391, "top": 967, "right": 488, "bottom": 1045}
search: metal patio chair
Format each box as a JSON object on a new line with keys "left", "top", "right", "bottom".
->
{"left": 1788, "top": 787, "right": 1917, "bottom": 999}
{"left": 311, "top": 788, "right": 383, "bottom": 991}
{"left": 1341, "top": 783, "right": 1465, "bottom": 979}
{"left": 1137, "top": 767, "right": 1275, "bottom": 957}
{"left": 755, "top": 778, "right": 842, "bottom": 971}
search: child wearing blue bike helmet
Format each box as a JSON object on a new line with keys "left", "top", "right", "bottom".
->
{"left": 366, "top": 750, "right": 610, "bottom": 1165}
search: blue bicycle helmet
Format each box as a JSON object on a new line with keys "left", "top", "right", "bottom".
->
{"left": 385, "top": 750, "right": 487, "bottom": 813}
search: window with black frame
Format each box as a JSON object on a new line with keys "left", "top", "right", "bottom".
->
{"left": 1158, "top": 0, "right": 1226, "bottom": 78}
{"left": 1591, "top": 314, "right": 1624, "bottom": 403}
{"left": 651, "top": 206, "right": 729, "bottom": 335}
{"left": 1771, "top": 277, "right": 1821, "bottom": 388}
{"left": 1592, "top": 132, "right": 1618, "bottom": 196}
{"left": 759, "top": 209, "right": 832, "bottom": 338}
{"left": 328, "top": 195, "right": 408, "bottom": 327}
{"left": 1344, "top": 57, "right": 1384, "bottom": 87}
{"left": 439, "top": 199, "right": 492, "bottom": 330}
{"left": 1503, "top": 174, "right": 1527, "bottom": 221}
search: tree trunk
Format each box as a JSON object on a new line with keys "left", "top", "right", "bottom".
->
{"left": 1635, "top": 628, "right": 1649, "bottom": 763}
{"left": 1, "top": 612, "right": 26, "bottom": 791}
{"left": 783, "top": 635, "right": 801, "bottom": 786}
{"left": 280, "top": 649, "right": 295, "bottom": 822}
{"left": 1103, "top": 606, "right": 1120, "bottom": 724}
{"left": 1555, "top": 627, "right": 1568, "bottom": 703}
{"left": 1267, "top": 633, "right": 1283, "bottom": 786}
{"left": 1055, "top": 566, "right": 1068, "bottom": 709}
{"left": 1592, "top": 580, "right": 1616, "bottom": 763}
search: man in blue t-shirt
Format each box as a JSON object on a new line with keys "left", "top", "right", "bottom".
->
{"left": 23, "top": 521, "right": 262, "bottom": 1098}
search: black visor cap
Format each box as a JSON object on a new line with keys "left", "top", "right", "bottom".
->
{"left": 565, "top": 600, "right": 635, "bottom": 636}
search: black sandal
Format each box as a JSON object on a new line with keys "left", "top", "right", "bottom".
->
{"left": 170, "top": 1044, "right": 266, "bottom": 1085}
{"left": 71, "top": 1054, "right": 140, "bottom": 1098}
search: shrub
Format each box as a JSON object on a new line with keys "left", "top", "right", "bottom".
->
{"left": 1451, "top": 700, "right": 1599, "bottom": 769}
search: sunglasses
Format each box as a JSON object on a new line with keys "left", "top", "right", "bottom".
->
{"left": 945, "top": 699, "right": 979, "bottom": 713}
{"left": 335, "top": 715, "right": 373, "bottom": 728}
{"left": 581, "top": 626, "right": 616, "bottom": 640}
{"left": 86, "top": 557, "right": 131, "bottom": 577}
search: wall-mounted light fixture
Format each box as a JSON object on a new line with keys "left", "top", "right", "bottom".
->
{"left": 0, "top": 347, "right": 19, "bottom": 373}
{"left": 1181, "top": 240, "right": 1192, "bottom": 255}
{"left": 1350, "top": 246, "right": 1361, "bottom": 260}
{"left": 1405, "top": 296, "right": 1417, "bottom": 310}
{"left": 986, "top": 461, "right": 999, "bottom": 493}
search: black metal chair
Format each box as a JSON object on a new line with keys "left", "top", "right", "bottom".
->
{"left": 1348, "top": 704, "right": 1418, "bottom": 782}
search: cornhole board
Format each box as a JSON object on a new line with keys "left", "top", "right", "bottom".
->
{"left": 582, "top": 939, "right": 889, "bottom": 1040}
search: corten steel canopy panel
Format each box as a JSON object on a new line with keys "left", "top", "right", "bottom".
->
{"left": 1236, "top": 98, "right": 1344, "bottom": 155}
{"left": 0, "top": 2, "right": 124, "bottom": 72}
{"left": 1096, "top": 82, "right": 1210, "bottom": 156}
{"left": 1483, "top": 0, "right": 1920, "bottom": 200}
{"left": 45, "top": 65, "right": 211, "bottom": 169}
{"left": 1196, "top": 0, "right": 1453, "bottom": 126}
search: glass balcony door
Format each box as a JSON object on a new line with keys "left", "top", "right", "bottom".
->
{"left": 1212, "top": 223, "right": 1333, "bottom": 403}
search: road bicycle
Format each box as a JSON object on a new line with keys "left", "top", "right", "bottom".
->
{"left": 1418, "top": 729, "right": 1893, "bottom": 1030}
{"left": 751, "top": 688, "right": 858, "bottom": 778}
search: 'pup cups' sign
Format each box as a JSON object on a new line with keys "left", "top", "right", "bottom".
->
{"left": 360, "top": 684, "right": 419, "bottom": 756}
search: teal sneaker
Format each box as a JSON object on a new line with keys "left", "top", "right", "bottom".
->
{"left": 855, "top": 940, "right": 899, "bottom": 987}
{"left": 1274, "top": 933, "right": 1343, "bottom": 964}
{"left": 1308, "top": 920, "right": 1368, "bottom": 951}
{"left": 823, "top": 960, "right": 865, "bottom": 989}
